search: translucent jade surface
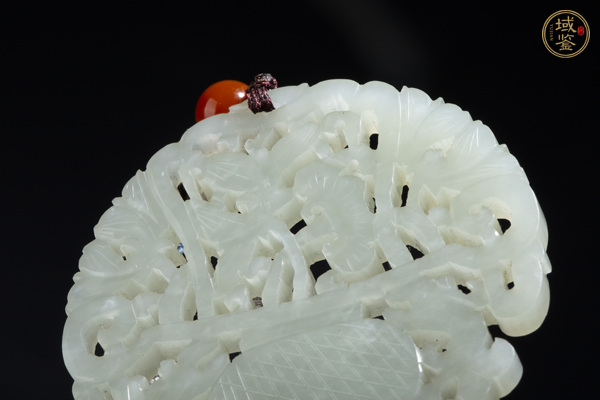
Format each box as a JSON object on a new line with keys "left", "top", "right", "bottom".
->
{"left": 63, "top": 80, "right": 551, "bottom": 399}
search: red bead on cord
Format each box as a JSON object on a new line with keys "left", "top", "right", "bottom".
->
{"left": 195, "top": 74, "right": 278, "bottom": 122}
{"left": 195, "top": 80, "right": 248, "bottom": 122}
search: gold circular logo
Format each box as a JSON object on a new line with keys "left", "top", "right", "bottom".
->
{"left": 542, "top": 10, "right": 590, "bottom": 58}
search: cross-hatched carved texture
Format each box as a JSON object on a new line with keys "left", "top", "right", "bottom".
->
{"left": 211, "top": 320, "right": 420, "bottom": 400}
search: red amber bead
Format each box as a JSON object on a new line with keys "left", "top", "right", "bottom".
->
{"left": 195, "top": 80, "right": 248, "bottom": 122}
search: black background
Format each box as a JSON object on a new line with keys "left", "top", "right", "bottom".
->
{"left": 3, "top": 1, "right": 597, "bottom": 399}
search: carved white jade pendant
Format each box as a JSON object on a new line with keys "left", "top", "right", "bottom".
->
{"left": 63, "top": 80, "right": 550, "bottom": 399}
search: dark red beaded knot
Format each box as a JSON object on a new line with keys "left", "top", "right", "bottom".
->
{"left": 246, "top": 73, "right": 278, "bottom": 114}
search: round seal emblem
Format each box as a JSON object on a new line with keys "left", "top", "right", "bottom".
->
{"left": 542, "top": 10, "right": 590, "bottom": 58}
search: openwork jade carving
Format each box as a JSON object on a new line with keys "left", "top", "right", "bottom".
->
{"left": 63, "top": 80, "right": 551, "bottom": 399}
